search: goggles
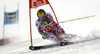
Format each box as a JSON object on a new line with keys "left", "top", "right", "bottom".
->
{"left": 38, "top": 15, "right": 46, "bottom": 20}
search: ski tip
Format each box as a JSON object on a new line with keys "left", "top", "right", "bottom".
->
{"left": 29, "top": 46, "right": 43, "bottom": 50}
{"left": 29, "top": 46, "right": 34, "bottom": 50}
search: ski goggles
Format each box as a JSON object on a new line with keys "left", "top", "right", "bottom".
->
{"left": 38, "top": 15, "right": 46, "bottom": 20}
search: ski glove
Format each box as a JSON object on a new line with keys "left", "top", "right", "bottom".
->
{"left": 42, "top": 33, "right": 47, "bottom": 39}
{"left": 40, "top": 21, "right": 50, "bottom": 28}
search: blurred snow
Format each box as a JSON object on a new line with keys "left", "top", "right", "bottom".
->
{"left": 0, "top": 37, "right": 100, "bottom": 54}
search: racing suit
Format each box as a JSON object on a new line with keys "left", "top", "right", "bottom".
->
{"left": 36, "top": 13, "right": 67, "bottom": 42}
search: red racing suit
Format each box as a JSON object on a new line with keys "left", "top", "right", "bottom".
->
{"left": 36, "top": 13, "right": 67, "bottom": 41}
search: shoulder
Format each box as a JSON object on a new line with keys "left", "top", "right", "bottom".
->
{"left": 36, "top": 19, "right": 40, "bottom": 26}
{"left": 36, "top": 19, "right": 39, "bottom": 23}
{"left": 35, "top": 19, "right": 41, "bottom": 29}
{"left": 46, "top": 13, "right": 52, "bottom": 16}
{"left": 46, "top": 13, "right": 53, "bottom": 20}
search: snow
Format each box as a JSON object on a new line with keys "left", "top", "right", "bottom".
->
{"left": 1, "top": 0, "right": 100, "bottom": 54}
{"left": 0, "top": 37, "right": 100, "bottom": 54}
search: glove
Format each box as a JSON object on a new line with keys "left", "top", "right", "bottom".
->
{"left": 41, "top": 33, "right": 47, "bottom": 39}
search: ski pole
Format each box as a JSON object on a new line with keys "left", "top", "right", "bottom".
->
{"left": 45, "top": 15, "right": 95, "bottom": 26}
{"left": 59, "top": 15, "right": 95, "bottom": 23}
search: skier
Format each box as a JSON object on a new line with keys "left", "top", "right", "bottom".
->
{"left": 36, "top": 9, "right": 72, "bottom": 42}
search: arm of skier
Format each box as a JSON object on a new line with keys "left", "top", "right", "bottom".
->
{"left": 36, "top": 20, "right": 47, "bottom": 39}
{"left": 38, "top": 27, "right": 47, "bottom": 39}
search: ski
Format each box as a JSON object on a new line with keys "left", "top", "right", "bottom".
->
{"left": 29, "top": 42, "right": 73, "bottom": 50}
{"left": 29, "top": 46, "right": 44, "bottom": 50}
{"left": 29, "top": 44, "right": 58, "bottom": 50}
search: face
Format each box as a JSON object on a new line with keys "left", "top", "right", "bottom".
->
{"left": 39, "top": 15, "right": 46, "bottom": 22}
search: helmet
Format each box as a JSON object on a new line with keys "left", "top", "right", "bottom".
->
{"left": 37, "top": 9, "right": 46, "bottom": 19}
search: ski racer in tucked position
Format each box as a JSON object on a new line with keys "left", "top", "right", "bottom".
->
{"left": 36, "top": 9, "right": 76, "bottom": 43}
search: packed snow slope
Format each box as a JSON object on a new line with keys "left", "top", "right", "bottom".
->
{"left": 0, "top": 36, "right": 100, "bottom": 54}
